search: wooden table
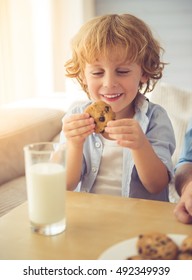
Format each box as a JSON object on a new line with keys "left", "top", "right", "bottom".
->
{"left": 0, "top": 191, "right": 191, "bottom": 259}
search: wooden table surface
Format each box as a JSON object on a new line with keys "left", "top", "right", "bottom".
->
{"left": 0, "top": 191, "right": 191, "bottom": 260}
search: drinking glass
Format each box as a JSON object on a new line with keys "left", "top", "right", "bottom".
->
{"left": 23, "top": 142, "right": 66, "bottom": 236}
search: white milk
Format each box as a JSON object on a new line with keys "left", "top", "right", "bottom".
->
{"left": 26, "top": 162, "right": 66, "bottom": 224}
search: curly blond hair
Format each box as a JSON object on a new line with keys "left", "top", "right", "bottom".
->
{"left": 65, "top": 14, "right": 166, "bottom": 96}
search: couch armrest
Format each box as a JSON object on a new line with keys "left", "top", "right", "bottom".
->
{"left": 0, "top": 108, "right": 64, "bottom": 185}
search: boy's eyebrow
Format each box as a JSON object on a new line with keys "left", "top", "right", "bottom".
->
{"left": 86, "top": 61, "right": 134, "bottom": 67}
{"left": 85, "top": 63, "right": 101, "bottom": 69}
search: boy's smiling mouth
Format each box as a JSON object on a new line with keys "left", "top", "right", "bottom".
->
{"left": 102, "top": 93, "right": 123, "bottom": 102}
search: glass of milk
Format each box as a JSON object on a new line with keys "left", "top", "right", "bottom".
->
{"left": 24, "top": 142, "right": 66, "bottom": 236}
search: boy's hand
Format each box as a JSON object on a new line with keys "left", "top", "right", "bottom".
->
{"left": 105, "top": 119, "right": 146, "bottom": 149}
{"left": 63, "top": 113, "right": 95, "bottom": 147}
{"left": 174, "top": 183, "right": 192, "bottom": 224}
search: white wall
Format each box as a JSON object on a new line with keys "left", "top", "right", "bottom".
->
{"left": 95, "top": 0, "right": 192, "bottom": 91}
{"left": 0, "top": 0, "right": 94, "bottom": 105}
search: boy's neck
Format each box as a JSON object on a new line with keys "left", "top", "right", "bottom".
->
{"left": 115, "top": 103, "right": 135, "bottom": 119}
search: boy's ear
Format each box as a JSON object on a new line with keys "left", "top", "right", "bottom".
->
{"left": 141, "top": 73, "right": 149, "bottom": 83}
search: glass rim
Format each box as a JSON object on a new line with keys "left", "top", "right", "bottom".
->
{"left": 23, "top": 142, "right": 60, "bottom": 154}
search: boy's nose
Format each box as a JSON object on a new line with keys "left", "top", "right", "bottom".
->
{"left": 103, "top": 74, "right": 118, "bottom": 89}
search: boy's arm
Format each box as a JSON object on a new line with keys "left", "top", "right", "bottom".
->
{"left": 106, "top": 117, "right": 171, "bottom": 194}
{"left": 132, "top": 137, "right": 169, "bottom": 194}
{"left": 61, "top": 112, "right": 95, "bottom": 190}
{"left": 66, "top": 143, "right": 84, "bottom": 190}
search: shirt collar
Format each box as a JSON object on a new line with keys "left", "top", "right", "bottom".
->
{"left": 134, "top": 93, "right": 149, "bottom": 133}
{"left": 134, "top": 93, "right": 149, "bottom": 115}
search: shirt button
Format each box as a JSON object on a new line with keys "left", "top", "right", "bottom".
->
{"left": 92, "top": 167, "right": 97, "bottom": 173}
{"left": 95, "top": 142, "right": 101, "bottom": 148}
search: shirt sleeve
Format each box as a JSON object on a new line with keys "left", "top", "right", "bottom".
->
{"left": 175, "top": 118, "right": 192, "bottom": 169}
{"left": 146, "top": 104, "right": 176, "bottom": 180}
{"left": 59, "top": 101, "right": 91, "bottom": 191}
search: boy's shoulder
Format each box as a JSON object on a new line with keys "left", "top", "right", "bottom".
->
{"left": 147, "top": 99, "right": 168, "bottom": 115}
{"left": 135, "top": 93, "right": 167, "bottom": 117}
{"left": 146, "top": 101, "right": 173, "bottom": 129}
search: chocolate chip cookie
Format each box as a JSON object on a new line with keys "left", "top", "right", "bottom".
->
{"left": 127, "top": 255, "right": 146, "bottom": 260}
{"left": 84, "top": 101, "right": 116, "bottom": 133}
{"left": 178, "top": 235, "right": 192, "bottom": 260}
{"left": 136, "top": 232, "right": 179, "bottom": 260}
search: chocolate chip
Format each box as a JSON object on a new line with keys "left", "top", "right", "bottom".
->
{"left": 104, "top": 106, "right": 110, "bottom": 112}
{"left": 99, "top": 116, "right": 105, "bottom": 122}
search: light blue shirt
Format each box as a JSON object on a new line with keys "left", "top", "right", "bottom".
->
{"left": 60, "top": 94, "right": 176, "bottom": 201}
{"left": 175, "top": 118, "right": 192, "bottom": 169}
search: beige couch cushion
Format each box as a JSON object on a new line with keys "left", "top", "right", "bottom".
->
{"left": 147, "top": 83, "right": 192, "bottom": 203}
{"left": 0, "top": 108, "right": 64, "bottom": 185}
{"left": 148, "top": 83, "right": 192, "bottom": 166}
{"left": 0, "top": 176, "right": 27, "bottom": 217}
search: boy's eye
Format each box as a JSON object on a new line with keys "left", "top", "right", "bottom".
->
{"left": 91, "top": 71, "right": 103, "bottom": 76}
{"left": 117, "top": 70, "right": 130, "bottom": 74}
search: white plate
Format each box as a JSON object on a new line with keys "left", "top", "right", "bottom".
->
{"left": 98, "top": 234, "right": 187, "bottom": 260}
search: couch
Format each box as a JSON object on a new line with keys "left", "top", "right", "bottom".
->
{"left": 0, "top": 107, "right": 65, "bottom": 216}
{"left": 147, "top": 82, "right": 192, "bottom": 202}
{"left": 0, "top": 83, "right": 191, "bottom": 216}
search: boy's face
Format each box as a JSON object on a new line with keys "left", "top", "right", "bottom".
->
{"left": 83, "top": 49, "right": 148, "bottom": 119}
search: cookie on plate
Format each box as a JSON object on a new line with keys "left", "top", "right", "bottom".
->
{"left": 178, "top": 235, "right": 192, "bottom": 259}
{"left": 126, "top": 255, "right": 146, "bottom": 260}
{"left": 84, "top": 101, "right": 115, "bottom": 133}
{"left": 177, "top": 252, "right": 192, "bottom": 260}
{"left": 180, "top": 235, "right": 192, "bottom": 252}
{"left": 136, "top": 232, "right": 179, "bottom": 260}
